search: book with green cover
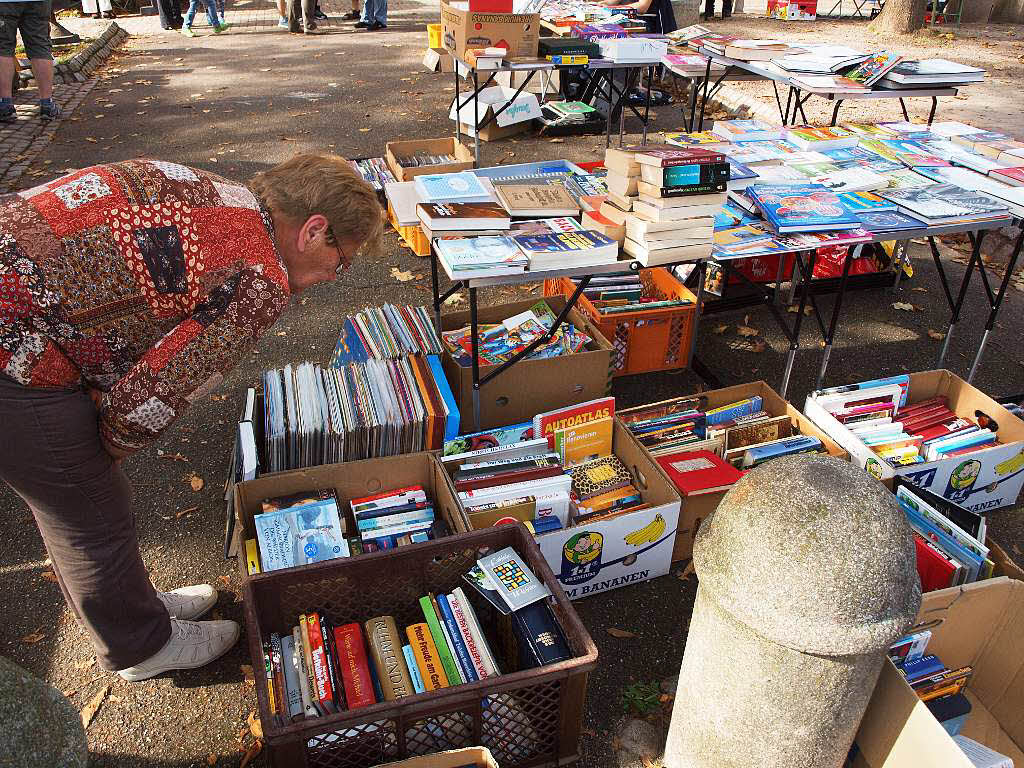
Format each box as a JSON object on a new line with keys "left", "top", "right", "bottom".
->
{"left": 419, "top": 594, "right": 464, "bottom": 686}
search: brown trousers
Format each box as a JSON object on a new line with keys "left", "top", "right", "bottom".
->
{"left": 0, "top": 373, "right": 171, "bottom": 670}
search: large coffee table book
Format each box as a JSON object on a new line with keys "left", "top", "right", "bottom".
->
{"left": 244, "top": 525, "right": 598, "bottom": 768}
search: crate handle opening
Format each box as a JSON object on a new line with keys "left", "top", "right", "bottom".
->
{"left": 633, "top": 465, "right": 648, "bottom": 490}
{"left": 495, "top": 396, "right": 509, "bottom": 407}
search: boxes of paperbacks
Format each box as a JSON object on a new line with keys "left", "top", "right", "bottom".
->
{"left": 544, "top": 268, "right": 697, "bottom": 376}
{"left": 619, "top": 381, "right": 845, "bottom": 563}
{"left": 893, "top": 475, "right": 1024, "bottom": 593}
{"left": 854, "top": 577, "right": 1024, "bottom": 768}
{"left": 385, "top": 138, "right": 475, "bottom": 182}
{"left": 234, "top": 452, "right": 467, "bottom": 578}
{"left": 600, "top": 145, "right": 725, "bottom": 267}
{"left": 258, "top": 305, "right": 457, "bottom": 474}
{"left": 245, "top": 525, "right": 598, "bottom": 768}
{"left": 803, "top": 370, "right": 1024, "bottom": 512}
{"left": 439, "top": 296, "right": 613, "bottom": 431}
{"left": 439, "top": 397, "right": 683, "bottom": 599}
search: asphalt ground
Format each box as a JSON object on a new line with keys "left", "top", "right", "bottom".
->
{"left": 1, "top": 11, "right": 1023, "bottom": 768}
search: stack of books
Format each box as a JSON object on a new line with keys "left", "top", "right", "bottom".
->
{"left": 262, "top": 356, "right": 458, "bottom": 471}
{"left": 603, "top": 145, "right": 724, "bottom": 267}
{"left": 440, "top": 300, "right": 592, "bottom": 367}
{"left": 330, "top": 304, "right": 443, "bottom": 366}
{"left": 878, "top": 59, "right": 985, "bottom": 89}
{"left": 251, "top": 489, "right": 349, "bottom": 573}
{"left": 565, "top": 271, "right": 695, "bottom": 316}
{"left": 259, "top": 547, "right": 570, "bottom": 725}
{"left": 348, "top": 484, "right": 449, "bottom": 553}
{"left": 349, "top": 157, "right": 397, "bottom": 193}
{"left": 434, "top": 236, "right": 529, "bottom": 279}
{"left": 888, "top": 631, "right": 974, "bottom": 715}
{"left": 876, "top": 184, "right": 1009, "bottom": 226}
{"left": 620, "top": 395, "right": 824, "bottom": 469}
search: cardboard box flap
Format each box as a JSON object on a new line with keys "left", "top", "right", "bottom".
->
{"left": 448, "top": 86, "right": 542, "bottom": 129}
{"left": 855, "top": 661, "right": 974, "bottom": 768}
{"left": 918, "top": 578, "right": 1017, "bottom": 672}
{"left": 910, "top": 369, "right": 1024, "bottom": 445}
{"left": 961, "top": 690, "right": 1024, "bottom": 767}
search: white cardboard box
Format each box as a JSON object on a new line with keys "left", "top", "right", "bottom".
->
{"left": 449, "top": 85, "right": 542, "bottom": 140}
{"left": 444, "top": 419, "right": 682, "bottom": 600}
{"left": 803, "top": 370, "right": 1024, "bottom": 513}
{"left": 596, "top": 38, "right": 668, "bottom": 63}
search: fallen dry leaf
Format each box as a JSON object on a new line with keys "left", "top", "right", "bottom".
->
{"left": 736, "top": 325, "right": 759, "bottom": 337}
{"left": 41, "top": 570, "right": 59, "bottom": 584}
{"left": 176, "top": 506, "right": 198, "bottom": 519}
{"left": 786, "top": 305, "right": 813, "bottom": 315}
{"left": 549, "top": 137, "right": 565, "bottom": 143}
{"left": 912, "top": 286, "right": 928, "bottom": 292}
{"left": 239, "top": 740, "right": 263, "bottom": 768}
{"left": 678, "top": 561, "right": 695, "bottom": 581}
{"left": 712, "top": 324, "right": 729, "bottom": 334}
{"left": 241, "top": 664, "right": 255, "bottom": 682}
{"left": 892, "top": 301, "right": 916, "bottom": 312}
{"left": 80, "top": 684, "right": 110, "bottom": 728}
{"left": 158, "top": 451, "right": 189, "bottom": 462}
{"left": 20, "top": 630, "right": 45, "bottom": 644}
{"left": 606, "top": 627, "right": 636, "bottom": 639}
{"left": 642, "top": 757, "right": 657, "bottom": 768}
{"left": 189, "top": 474, "right": 205, "bottom": 492}
{"left": 443, "top": 293, "right": 466, "bottom": 308}
{"left": 208, "top": 755, "right": 217, "bottom": 766}
{"left": 248, "top": 710, "right": 263, "bottom": 740}
{"left": 927, "top": 329, "right": 945, "bottom": 340}
{"left": 390, "top": 267, "right": 415, "bottom": 282}
{"left": 750, "top": 340, "right": 767, "bottom": 353}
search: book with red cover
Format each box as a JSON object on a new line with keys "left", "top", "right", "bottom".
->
{"left": 911, "top": 416, "right": 975, "bottom": 442}
{"left": 914, "top": 533, "right": 957, "bottom": 592}
{"left": 306, "top": 613, "right": 337, "bottom": 713}
{"left": 656, "top": 450, "right": 744, "bottom": 496}
{"left": 898, "top": 396, "right": 948, "bottom": 418}
{"left": 534, "top": 397, "right": 615, "bottom": 450}
{"left": 634, "top": 147, "right": 726, "bottom": 168}
{"left": 454, "top": 464, "right": 565, "bottom": 492}
{"left": 333, "top": 623, "right": 377, "bottom": 709}
{"left": 991, "top": 167, "right": 1024, "bottom": 186}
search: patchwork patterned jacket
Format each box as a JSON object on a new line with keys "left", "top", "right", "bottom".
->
{"left": 0, "top": 160, "right": 290, "bottom": 452}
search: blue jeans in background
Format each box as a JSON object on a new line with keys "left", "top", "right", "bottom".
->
{"left": 360, "top": 0, "right": 386, "bottom": 25}
{"left": 185, "top": 0, "right": 221, "bottom": 27}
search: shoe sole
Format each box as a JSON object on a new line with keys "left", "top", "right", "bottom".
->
{"left": 118, "top": 625, "right": 240, "bottom": 682}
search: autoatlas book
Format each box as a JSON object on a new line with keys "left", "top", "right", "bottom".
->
{"left": 746, "top": 183, "right": 861, "bottom": 233}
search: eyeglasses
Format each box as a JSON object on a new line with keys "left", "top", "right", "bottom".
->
{"left": 325, "top": 227, "right": 351, "bottom": 275}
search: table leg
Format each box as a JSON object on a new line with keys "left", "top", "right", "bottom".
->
{"left": 430, "top": 239, "right": 441, "bottom": 330}
{"left": 470, "top": 285, "right": 481, "bottom": 431}
{"left": 687, "top": 74, "right": 699, "bottom": 133}
{"left": 473, "top": 69, "right": 480, "bottom": 167}
{"left": 815, "top": 244, "right": 860, "bottom": 390}
{"left": 927, "top": 96, "right": 939, "bottom": 126}
{"left": 891, "top": 240, "right": 909, "bottom": 294}
{"left": 794, "top": 90, "right": 808, "bottom": 124}
{"left": 936, "top": 229, "right": 986, "bottom": 368}
{"left": 619, "top": 69, "right": 628, "bottom": 147}
{"left": 454, "top": 66, "right": 461, "bottom": 146}
{"left": 780, "top": 250, "right": 816, "bottom": 399}
{"left": 697, "top": 57, "right": 712, "bottom": 130}
{"left": 830, "top": 99, "right": 843, "bottom": 127}
{"left": 783, "top": 86, "right": 794, "bottom": 127}
{"left": 899, "top": 97, "right": 910, "bottom": 122}
{"left": 605, "top": 71, "right": 613, "bottom": 148}
{"left": 688, "top": 260, "right": 707, "bottom": 366}
{"left": 771, "top": 80, "right": 786, "bottom": 124}
{"left": 967, "top": 225, "right": 1024, "bottom": 382}
{"left": 642, "top": 65, "right": 653, "bottom": 145}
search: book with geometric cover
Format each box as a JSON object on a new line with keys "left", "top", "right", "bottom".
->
{"left": 746, "top": 183, "right": 861, "bottom": 233}
{"left": 568, "top": 454, "right": 633, "bottom": 501}
{"left": 877, "top": 184, "right": 1010, "bottom": 224}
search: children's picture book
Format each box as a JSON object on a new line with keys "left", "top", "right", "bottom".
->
{"left": 844, "top": 51, "right": 903, "bottom": 86}
{"left": 746, "top": 183, "right": 861, "bottom": 233}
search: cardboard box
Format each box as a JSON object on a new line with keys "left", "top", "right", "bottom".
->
{"left": 854, "top": 577, "right": 1024, "bottom": 767}
{"left": 440, "top": 295, "right": 613, "bottom": 432}
{"left": 232, "top": 452, "right": 466, "bottom": 580}
{"left": 803, "top": 370, "right": 1024, "bottom": 514}
{"left": 626, "top": 381, "right": 847, "bottom": 564}
{"left": 495, "top": 68, "right": 561, "bottom": 95}
{"left": 440, "top": 2, "right": 540, "bottom": 60}
{"left": 441, "top": 419, "right": 682, "bottom": 599}
{"left": 450, "top": 85, "right": 542, "bottom": 142}
{"left": 380, "top": 746, "right": 498, "bottom": 768}
{"left": 423, "top": 47, "right": 457, "bottom": 73}
{"left": 385, "top": 137, "right": 475, "bottom": 182}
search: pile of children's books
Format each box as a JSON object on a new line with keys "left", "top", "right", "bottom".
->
{"left": 246, "top": 485, "right": 453, "bottom": 574}
{"left": 443, "top": 397, "right": 654, "bottom": 536}
{"left": 894, "top": 477, "right": 992, "bottom": 591}
{"left": 260, "top": 546, "right": 570, "bottom": 724}
{"left": 886, "top": 630, "right": 1014, "bottom": 767}
{"left": 441, "top": 300, "right": 592, "bottom": 367}
{"left": 261, "top": 356, "right": 458, "bottom": 472}
{"left": 808, "top": 375, "right": 1000, "bottom": 468}
{"left": 330, "top": 304, "right": 443, "bottom": 365}
{"left": 599, "top": 145, "right": 722, "bottom": 267}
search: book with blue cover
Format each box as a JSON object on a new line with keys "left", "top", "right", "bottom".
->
{"left": 434, "top": 236, "right": 528, "bottom": 277}
{"left": 414, "top": 171, "right": 490, "bottom": 203}
{"left": 254, "top": 499, "right": 350, "bottom": 572}
{"left": 512, "top": 230, "right": 618, "bottom": 267}
{"left": 437, "top": 594, "right": 479, "bottom": 683}
{"left": 838, "top": 191, "right": 898, "bottom": 213}
{"left": 746, "top": 183, "right": 861, "bottom": 233}
{"left": 427, "top": 355, "right": 460, "bottom": 442}
{"left": 857, "top": 210, "right": 926, "bottom": 232}
{"left": 403, "top": 644, "right": 426, "bottom": 694}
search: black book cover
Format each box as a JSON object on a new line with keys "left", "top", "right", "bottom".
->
{"left": 513, "top": 601, "right": 572, "bottom": 668}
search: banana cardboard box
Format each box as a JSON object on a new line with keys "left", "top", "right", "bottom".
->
{"left": 804, "top": 370, "right": 1024, "bottom": 513}
{"left": 534, "top": 420, "right": 682, "bottom": 600}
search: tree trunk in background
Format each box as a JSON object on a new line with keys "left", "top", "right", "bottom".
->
{"left": 868, "top": 0, "right": 927, "bottom": 33}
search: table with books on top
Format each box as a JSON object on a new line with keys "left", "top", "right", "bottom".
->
{"left": 652, "top": 118, "right": 1023, "bottom": 396}
{"left": 667, "top": 25, "right": 985, "bottom": 131}
{"left": 452, "top": 29, "right": 666, "bottom": 163}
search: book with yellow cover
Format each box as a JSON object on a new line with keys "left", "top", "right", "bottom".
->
{"left": 406, "top": 622, "right": 449, "bottom": 690}
{"left": 555, "top": 416, "right": 613, "bottom": 467}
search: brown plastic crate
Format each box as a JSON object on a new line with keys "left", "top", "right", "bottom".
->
{"left": 244, "top": 525, "right": 599, "bottom": 768}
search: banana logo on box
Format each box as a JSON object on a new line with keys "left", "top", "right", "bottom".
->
{"left": 624, "top": 514, "right": 666, "bottom": 547}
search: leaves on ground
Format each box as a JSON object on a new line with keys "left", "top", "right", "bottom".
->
{"left": 247, "top": 710, "right": 263, "bottom": 740}
{"left": 892, "top": 301, "right": 917, "bottom": 311}
{"left": 927, "top": 329, "right": 945, "bottom": 340}
{"left": 391, "top": 267, "right": 415, "bottom": 282}
{"left": 786, "top": 304, "right": 813, "bottom": 315}
{"left": 20, "top": 630, "right": 45, "bottom": 644}
{"left": 712, "top": 324, "right": 729, "bottom": 334}
{"left": 607, "top": 627, "right": 636, "bottom": 639}
{"left": 239, "top": 740, "right": 263, "bottom": 768}
{"left": 240, "top": 664, "right": 255, "bottom": 682}
{"left": 80, "top": 684, "right": 110, "bottom": 729}
{"left": 443, "top": 293, "right": 466, "bottom": 308}
{"left": 677, "top": 561, "right": 695, "bottom": 581}
{"left": 736, "top": 325, "right": 759, "bottom": 337}
{"left": 188, "top": 473, "right": 205, "bottom": 492}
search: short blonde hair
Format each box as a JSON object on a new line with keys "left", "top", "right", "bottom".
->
{"left": 250, "top": 154, "right": 384, "bottom": 257}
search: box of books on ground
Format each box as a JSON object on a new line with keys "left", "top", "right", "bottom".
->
{"left": 449, "top": 86, "right": 542, "bottom": 142}
{"left": 244, "top": 525, "right": 598, "bottom": 768}
{"left": 440, "top": 296, "right": 613, "bottom": 432}
{"left": 803, "top": 370, "right": 1024, "bottom": 512}
{"left": 438, "top": 398, "right": 683, "bottom": 599}
{"left": 620, "top": 381, "right": 846, "bottom": 564}
{"left": 544, "top": 268, "right": 697, "bottom": 376}
{"left": 233, "top": 452, "right": 468, "bottom": 579}
{"left": 386, "top": 138, "right": 475, "bottom": 183}
{"left": 380, "top": 746, "right": 498, "bottom": 768}
{"left": 853, "top": 577, "right": 1024, "bottom": 768}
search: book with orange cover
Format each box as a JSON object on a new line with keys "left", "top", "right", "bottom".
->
{"left": 406, "top": 622, "right": 449, "bottom": 690}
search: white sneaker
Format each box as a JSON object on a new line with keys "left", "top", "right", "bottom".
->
{"left": 157, "top": 584, "right": 218, "bottom": 620}
{"left": 117, "top": 619, "right": 240, "bottom": 681}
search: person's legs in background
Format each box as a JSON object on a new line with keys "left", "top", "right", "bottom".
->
{"left": 153, "top": 0, "right": 184, "bottom": 28}
{"left": 358, "top": 0, "right": 385, "bottom": 29}
{"left": 0, "top": 3, "right": 17, "bottom": 123}
{"left": 19, "top": 1, "right": 58, "bottom": 119}
{"left": 275, "top": 0, "right": 287, "bottom": 26}
{"left": 182, "top": 0, "right": 201, "bottom": 33}
{"left": 287, "top": 0, "right": 301, "bottom": 32}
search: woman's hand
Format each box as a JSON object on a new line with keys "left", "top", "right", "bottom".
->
{"left": 88, "top": 388, "right": 132, "bottom": 466}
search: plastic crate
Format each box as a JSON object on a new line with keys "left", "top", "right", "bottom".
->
{"left": 244, "top": 525, "right": 598, "bottom": 768}
{"left": 545, "top": 268, "right": 696, "bottom": 377}
{"left": 387, "top": 200, "right": 431, "bottom": 257}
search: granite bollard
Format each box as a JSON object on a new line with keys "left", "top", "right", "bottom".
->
{"left": 664, "top": 454, "right": 921, "bottom": 768}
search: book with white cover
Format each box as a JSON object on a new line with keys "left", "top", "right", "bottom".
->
{"left": 632, "top": 200, "right": 723, "bottom": 222}
{"left": 435, "top": 236, "right": 528, "bottom": 277}
{"left": 623, "top": 239, "right": 712, "bottom": 266}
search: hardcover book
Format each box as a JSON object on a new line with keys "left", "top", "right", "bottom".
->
{"left": 406, "top": 622, "right": 449, "bottom": 690}
{"left": 513, "top": 600, "right": 572, "bottom": 668}
{"left": 449, "top": 587, "right": 499, "bottom": 677}
{"left": 437, "top": 593, "right": 479, "bottom": 683}
{"left": 656, "top": 450, "right": 743, "bottom": 496}
{"left": 333, "top": 622, "right": 376, "bottom": 709}
{"left": 635, "top": 146, "right": 726, "bottom": 168}
{"left": 512, "top": 230, "right": 619, "bottom": 266}
{"left": 555, "top": 415, "right": 613, "bottom": 467}
{"left": 416, "top": 202, "right": 511, "bottom": 231}
{"left": 494, "top": 183, "right": 580, "bottom": 217}
{"left": 477, "top": 546, "right": 553, "bottom": 612}
{"left": 569, "top": 454, "right": 633, "bottom": 501}
{"left": 419, "top": 595, "right": 464, "bottom": 686}
{"left": 845, "top": 51, "right": 903, "bottom": 86}
{"left": 364, "top": 615, "right": 414, "bottom": 701}
{"left": 534, "top": 397, "right": 615, "bottom": 448}
{"left": 746, "top": 183, "right": 861, "bottom": 233}
{"left": 413, "top": 171, "right": 490, "bottom": 203}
